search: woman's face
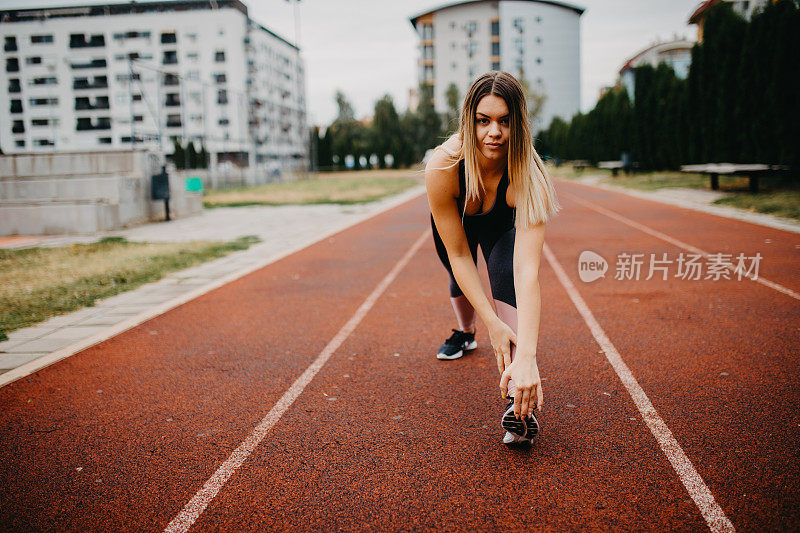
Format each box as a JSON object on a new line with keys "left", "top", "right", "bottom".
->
{"left": 474, "top": 94, "right": 510, "bottom": 162}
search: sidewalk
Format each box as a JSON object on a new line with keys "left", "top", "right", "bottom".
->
{"left": 567, "top": 174, "right": 800, "bottom": 234}
{"left": 0, "top": 185, "right": 426, "bottom": 384}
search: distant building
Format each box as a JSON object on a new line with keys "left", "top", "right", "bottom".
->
{"left": 0, "top": 1, "right": 308, "bottom": 174}
{"left": 689, "top": 0, "right": 771, "bottom": 41}
{"left": 619, "top": 38, "right": 694, "bottom": 100}
{"left": 409, "top": 0, "right": 584, "bottom": 131}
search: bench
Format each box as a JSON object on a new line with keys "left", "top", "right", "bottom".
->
{"left": 598, "top": 160, "right": 624, "bottom": 176}
{"left": 571, "top": 160, "right": 591, "bottom": 173}
{"left": 680, "top": 163, "right": 790, "bottom": 193}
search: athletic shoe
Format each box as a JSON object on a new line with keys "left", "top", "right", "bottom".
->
{"left": 436, "top": 329, "right": 477, "bottom": 360}
{"left": 501, "top": 399, "right": 540, "bottom": 440}
{"left": 502, "top": 431, "right": 531, "bottom": 445}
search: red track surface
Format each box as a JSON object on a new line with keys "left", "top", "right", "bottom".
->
{"left": 1, "top": 179, "right": 798, "bottom": 532}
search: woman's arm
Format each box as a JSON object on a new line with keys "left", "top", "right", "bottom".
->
{"left": 500, "top": 221, "right": 546, "bottom": 419}
{"left": 425, "top": 149, "right": 517, "bottom": 364}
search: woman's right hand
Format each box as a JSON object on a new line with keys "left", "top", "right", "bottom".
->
{"left": 488, "top": 316, "right": 517, "bottom": 375}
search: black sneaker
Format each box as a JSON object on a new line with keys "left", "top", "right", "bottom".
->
{"left": 501, "top": 398, "right": 540, "bottom": 440}
{"left": 436, "top": 329, "right": 477, "bottom": 360}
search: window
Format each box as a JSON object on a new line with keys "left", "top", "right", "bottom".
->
{"left": 217, "top": 89, "right": 228, "bottom": 104}
{"left": 6, "top": 57, "right": 20, "bottom": 72}
{"left": 218, "top": 118, "right": 229, "bottom": 126}
{"left": 32, "top": 77, "right": 57, "bottom": 86}
{"left": 4, "top": 36, "right": 17, "bottom": 52}
{"left": 8, "top": 79, "right": 21, "bottom": 93}
{"left": 30, "top": 97, "right": 58, "bottom": 106}
{"left": 186, "top": 51, "right": 199, "bottom": 61}
{"left": 163, "top": 50, "right": 178, "bottom": 65}
{"left": 12, "top": 120, "right": 24, "bottom": 134}
{"left": 70, "top": 33, "right": 105, "bottom": 48}
{"left": 166, "top": 114, "right": 181, "bottom": 127}
{"left": 72, "top": 58, "right": 107, "bottom": 69}
{"left": 214, "top": 73, "right": 227, "bottom": 84}
{"left": 27, "top": 56, "right": 42, "bottom": 65}
{"left": 491, "top": 21, "right": 500, "bottom": 36}
{"left": 468, "top": 41, "right": 478, "bottom": 58}
{"left": 450, "top": 21, "right": 456, "bottom": 30}
{"left": 164, "top": 93, "right": 181, "bottom": 106}
{"left": 99, "top": 137, "right": 112, "bottom": 144}
{"left": 215, "top": 50, "right": 226, "bottom": 63}
{"left": 15, "top": 140, "right": 25, "bottom": 148}
{"left": 31, "top": 34, "right": 54, "bottom": 44}
{"left": 34, "top": 139, "right": 55, "bottom": 146}
{"left": 161, "top": 32, "right": 177, "bottom": 44}
{"left": 186, "top": 70, "right": 199, "bottom": 80}
{"left": 466, "top": 21, "right": 477, "bottom": 35}
{"left": 422, "top": 24, "right": 433, "bottom": 40}
{"left": 491, "top": 42, "right": 500, "bottom": 56}
{"left": 10, "top": 100, "right": 23, "bottom": 113}
{"left": 32, "top": 119, "right": 52, "bottom": 126}
{"left": 186, "top": 33, "right": 198, "bottom": 41}
{"left": 536, "top": 57, "right": 542, "bottom": 64}
{"left": 422, "top": 45, "right": 433, "bottom": 60}
{"left": 132, "top": 94, "right": 142, "bottom": 101}
{"left": 163, "top": 73, "right": 180, "bottom": 86}
{"left": 513, "top": 18, "right": 524, "bottom": 32}
{"left": 536, "top": 16, "right": 542, "bottom": 23}
{"left": 536, "top": 36, "right": 542, "bottom": 44}
{"left": 492, "top": 61, "right": 500, "bottom": 71}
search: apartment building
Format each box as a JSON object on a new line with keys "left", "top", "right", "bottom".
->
{"left": 0, "top": 0, "right": 307, "bottom": 174}
{"left": 409, "top": 0, "right": 584, "bottom": 130}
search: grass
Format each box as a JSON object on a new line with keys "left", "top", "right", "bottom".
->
{"left": 203, "top": 168, "right": 423, "bottom": 208}
{"left": 549, "top": 164, "right": 800, "bottom": 221}
{"left": 0, "top": 235, "right": 260, "bottom": 337}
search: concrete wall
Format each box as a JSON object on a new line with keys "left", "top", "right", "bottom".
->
{"left": 0, "top": 149, "right": 202, "bottom": 235}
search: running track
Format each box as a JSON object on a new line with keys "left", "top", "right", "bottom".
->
{"left": 0, "top": 179, "right": 798, "bottom": 532}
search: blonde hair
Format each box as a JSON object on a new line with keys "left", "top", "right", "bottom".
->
{"left": 436, "top": 71, "right": 561, "bottom": 228}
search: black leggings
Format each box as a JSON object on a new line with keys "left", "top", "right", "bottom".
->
{"left": 431, "top": 215, "right": 517, "bottom": 308}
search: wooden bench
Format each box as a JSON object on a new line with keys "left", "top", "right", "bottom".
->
{"left": 680, "top": 163, "right": 790, "bottom": 193}
{"left": 598, "top": 160, "right": 624, "bottom": 176}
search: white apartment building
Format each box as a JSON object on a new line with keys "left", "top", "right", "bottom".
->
{"left": 619, "top": 38, "right": 694, "bottom": 101}
{"left": 410, "top": 0, "right": 584, "bottom": 131}
{"left": 0, "top": 0, "right": 307, "bottom": 174}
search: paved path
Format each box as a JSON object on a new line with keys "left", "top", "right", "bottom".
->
{"left": 0, "top": 178, "right": 798, "bottom": 531}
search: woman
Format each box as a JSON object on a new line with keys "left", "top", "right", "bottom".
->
{"left": 425, "top": 71, "right": 561, "bottom": 445}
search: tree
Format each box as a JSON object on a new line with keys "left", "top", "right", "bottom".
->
{"left": 415, "top": 82, "right": 444, "bottom": 156}
{"left": 519, "top": 75, "right": 548, "bottom": 132}
{"left": 186, "top": 141, "right": 198, "bottom": 169}
{"left": 445, "top": 83, "right": 460, "bottom": 131}
{"left": 172, "top": 139, "right": 186, "bottom": 170}
{"left": 199, "top": 144, "right": 209, "bottom": 168}
{"left": 334, "top": 90, "right": 355, "bottom": 123}
{"left": 371, "top": 95, "right": 402, "bottom": 168}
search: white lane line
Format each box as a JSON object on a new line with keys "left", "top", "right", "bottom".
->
{"left": 163, "top": 229, "right": 431, "bottom": 533}
{"left": 543, "top": 242, "right": 735, "bottom": 533}
{"left": 563, "top": 191, "right": 800, "bottom": 302}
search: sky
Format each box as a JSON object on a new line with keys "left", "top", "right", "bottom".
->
{"left": 0, "top": 0, "right": 703, "bottom": 126}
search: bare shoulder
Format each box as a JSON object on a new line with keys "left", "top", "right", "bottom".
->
{"left": 440, "top": 133, "right": 462, "bottom": 155}
{"left": 425, "top": 148, "right": 460, "bottom": 202}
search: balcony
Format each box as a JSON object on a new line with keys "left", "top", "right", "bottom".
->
{"left": 76, "top": 117, "right": 111, "bottom": 131}
{"left": 161, "top": 32, "right": 177, "bottom": 44}
{"left": 166, "top": 117, "right": 182, "bottom": 128}
{"left": 12, "top": 122, "right": 25, "bottom": 134}
{"left": 6, "top": 59, "right": 20, "bottom": 73}
{"left": 163, "top": 73, "right": 180, "bottom": 86}
{"left": 162, "top": 51, "right": 178, "bottom": 65}
{"left": 164, "top": 94, "right": 181, "bottom": 107}
{"left": 4, "top": 42, "right": 17, "bottom": 52}
{"left": 71, "top": 58, "right": 107, "bottom": 69}
{"left": 8, "top": 79, "right": 21, "bottom": 93}
{"left": 10, "top": 100, "right": 23, "bottom": 113}
{"left": 75, "top": 96, "right": 110, "bottom": 110}
{"left": 73, "top": 76, "right": 108, "bottom": 90}
{"left": 70, "top": 34, "right": 105, "bottom": 48}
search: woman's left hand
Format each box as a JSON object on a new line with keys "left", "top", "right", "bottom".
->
{"left": 499, "top": 354, "right": 543, "bottom": 419}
